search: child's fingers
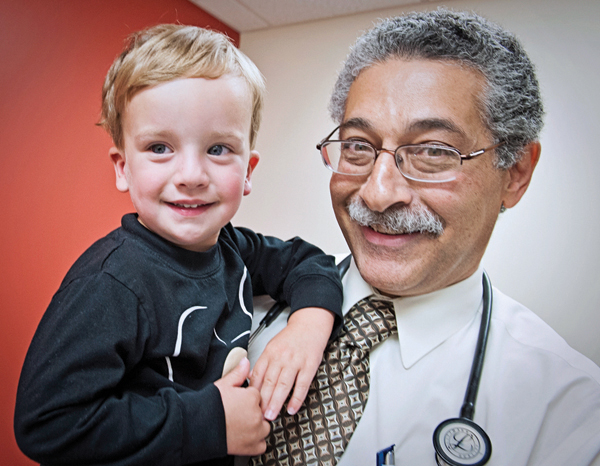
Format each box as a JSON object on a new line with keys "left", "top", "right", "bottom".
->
{"left": 215, "top": 365, "right": 271, "bottom": 456}
{"left": 215, "top": 357, "right": 251, "bottom": 389}
{"left": 264, "top": 366, "right": 298, "bottom": 420}
{"left": 249, "top": 357, "right": 267, "bottom": 391}
{"left": 256, "top": 362, "right": 284, "bottom": 415}
{"left": 284, "top": 367, "right": 314, "bottom": 415}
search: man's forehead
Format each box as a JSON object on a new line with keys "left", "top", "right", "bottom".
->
{"left": 342, "top": 58, "right": 488, "bottom": 141}
{"left": 348, "top": 58, "right": 484, "bottom": 101}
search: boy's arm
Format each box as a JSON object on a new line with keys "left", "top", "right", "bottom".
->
{"left": 249, "top": 307, "right": 334, "bottom": 420}
{"left": 228, "top": 225, "right": 344, "bottom": 419}
{"left": 15, "top": 273, "right": 237, "bottom": 465}
{"left": 229, "top": 224, "right": 343, "bottom": 333}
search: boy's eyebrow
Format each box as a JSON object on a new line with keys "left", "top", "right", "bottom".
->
{"left": 207, "top": 130, "right": 246, "bottom": 141}
{"left": 133, "top": 129, "right": 175, "bottom": 142}
{"left": 133, "top": 129, "right": 247, "bottom": 142}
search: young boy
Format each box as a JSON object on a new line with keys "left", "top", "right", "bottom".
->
{"left": 14, "top": 25, "right": 343, "bottom": 466}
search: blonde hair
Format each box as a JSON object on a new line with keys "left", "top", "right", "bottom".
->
{"left": 99, "top": 24, "right": 265, "bottom": 149}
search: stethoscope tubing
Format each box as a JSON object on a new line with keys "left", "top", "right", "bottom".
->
{"left": 434, "top": 271, "right": 494, "bottom": 466}
{"left": 461, "top": 271, "right": 493, "bottom": 420}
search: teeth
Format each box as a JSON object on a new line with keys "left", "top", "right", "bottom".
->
{"left": 174, "top": 203, "right": 200, "bottom": 208}
{"left": 371, "top": 224, "right": 405, "bottom": 235}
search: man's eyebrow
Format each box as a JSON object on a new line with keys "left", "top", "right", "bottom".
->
{"left": 339, "top": 118, "right": 374, "bottom": 133}
{"left": 407, "top": 118, "right": 468, "bottom": 139}
{"left": 340, "top": 117, "right": 468, "bottom": 139}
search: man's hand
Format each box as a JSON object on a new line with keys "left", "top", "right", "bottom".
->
{"left": 214, "top": 357, "right": 270, "bottom": 455}
{"left": 249, "top": 307, "right": 334, "bottom": 420}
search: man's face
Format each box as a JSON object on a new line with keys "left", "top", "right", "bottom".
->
{"left": 110, "top": 76, "right": 259, "bottom": 252}
{"left": 330, "top": 58, "right": 513, "bottom": 297}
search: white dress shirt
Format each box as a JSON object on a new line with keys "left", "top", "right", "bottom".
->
{"left": 247, "top": 258, "right": 600, "bottom": 466}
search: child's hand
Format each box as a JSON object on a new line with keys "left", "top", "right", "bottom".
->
{"left": 214, "top": 357, "right": 270, "bottom": 455}
{"left": 249, "top": 307, "right": 334, "bottom": 421}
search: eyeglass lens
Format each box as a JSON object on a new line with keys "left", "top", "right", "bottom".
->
{"left": 321, "top": 141, "right": 461, "bottom": 181}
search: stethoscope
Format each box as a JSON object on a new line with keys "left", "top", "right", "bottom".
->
{"left": 432, "top": 270, "right": 493, "bottom": 466}
{"left": 249, "top": 255, "right": 493, "bottom": 466}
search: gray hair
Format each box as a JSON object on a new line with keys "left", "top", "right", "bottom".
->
{"left": 329, "top": 9, "right": 544, "bottom": 168}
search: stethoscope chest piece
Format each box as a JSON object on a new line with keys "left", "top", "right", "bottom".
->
{"left": 433, "top": 418, "right": 491, "bottom": 466}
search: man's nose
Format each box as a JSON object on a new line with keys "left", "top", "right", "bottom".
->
{"left": 174, "top": 151, "right": 210, "bottom": 188}
{"left": 359, "top": 151, "right": 413, "bottom": 212}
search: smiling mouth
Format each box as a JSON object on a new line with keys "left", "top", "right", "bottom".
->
{"left": 169, "top": 202, "right": 209, "bottom": 209}
{"left": 369, "top": 224, "right": 414, "bottom": 235}
{"left": 368, "top": 223, "right": 445, "bottom": 239}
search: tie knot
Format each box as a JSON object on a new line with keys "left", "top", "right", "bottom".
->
{"left": 340, "top": 297, "right": 397, "bottom": 351}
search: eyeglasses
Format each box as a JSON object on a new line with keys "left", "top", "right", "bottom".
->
{"left": 316, "top": 126, "right": 504, "bottom": 183}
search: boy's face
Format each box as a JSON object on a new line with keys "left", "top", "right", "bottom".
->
{"left": 110, "top": 76, "right": 259, "bottom": 252}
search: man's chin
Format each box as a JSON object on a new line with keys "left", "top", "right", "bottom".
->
{"left": 354, "top": 256, "right": 406, "bottom": 297}
{"left": 348, "top": 227, "right": 433, "bottom": 296}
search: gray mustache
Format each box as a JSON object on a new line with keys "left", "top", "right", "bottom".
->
{"left": 347, "top": 197, "right": 444, "bottom": 236}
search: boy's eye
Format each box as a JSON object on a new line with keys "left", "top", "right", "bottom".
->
{"left": 149, "top": 144, "right": 171, "bottom": 155}
{"left": 207, "top": 145, "right": 231, "bottom": 156}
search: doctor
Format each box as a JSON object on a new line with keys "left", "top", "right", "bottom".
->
{"left": 248, "top": 9, "right": 600, "bottom": 466}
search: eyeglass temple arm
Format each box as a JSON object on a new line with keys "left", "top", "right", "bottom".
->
{"left": 460, "top": 141, "right": 505, "bottom": 162}
{"left": 316, "top": 125, "right": 341, "bottom": 150}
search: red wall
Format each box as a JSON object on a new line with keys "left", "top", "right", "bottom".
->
{"left": 0, "top": 0, "right": 238, "bottom": 463}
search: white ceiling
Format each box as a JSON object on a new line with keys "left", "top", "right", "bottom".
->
{"left": 189, "top": 0, "right": 442, "bottom": 32}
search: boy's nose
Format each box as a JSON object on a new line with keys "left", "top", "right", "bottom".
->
{"left": 359, "top": 151, "right": 413, "bottom": 212}
{"left": 174, "top": 152, "right": 210, "bottom": 188}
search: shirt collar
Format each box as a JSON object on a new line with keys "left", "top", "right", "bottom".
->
{"left": 342, "top": 258, "right": 484, "bottom": 369}
{"left": 341, "top": 258, "right": 374, "bottom": 315}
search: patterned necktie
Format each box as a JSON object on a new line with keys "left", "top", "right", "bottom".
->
{"left": 252, "top": 297, "right": 397, "bottom": 466}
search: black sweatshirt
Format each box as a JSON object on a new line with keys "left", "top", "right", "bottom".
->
{"left": 15, "top": 214, "right": 343, "bottom": 466}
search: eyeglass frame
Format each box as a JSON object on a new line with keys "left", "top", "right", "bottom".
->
{"left": 316, "top": 125, "right": 505, "bottom": 183}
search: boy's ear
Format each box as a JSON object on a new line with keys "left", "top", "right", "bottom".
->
{"left": 109, "top": 147, "right": 130, "bottom": 193}
{"left": 502, "top": 141, "right": 541, "bottom": 209}
{"left": 243, "top": 150, "right": 260, "bottom": 196}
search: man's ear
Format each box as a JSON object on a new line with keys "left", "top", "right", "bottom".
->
{"left": 502, "top": 141, "right": 541, "bottom": 209}
{"left": 243, "top": 150, "right": 260, "bottom": 196}
{"left": 109, "top": 147, "right": 130, "bottom": 193}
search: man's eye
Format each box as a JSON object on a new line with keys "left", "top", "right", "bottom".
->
{"left": 340, "top": 142, "right": 374, "bottom": 157}
{"left": 413, "top": 146, "right": 456, "bottom": 158}
{"left": 208, "top": 145, "right": 231, "bottom": 156}
{"left": 344, "top": 142, "right": 371, "bottom": 153}
{"left": 427, "top": 147, "right": 445, "bottom": 157}
{"left": 149, "top": 144, "right": 171, "bottom": 155}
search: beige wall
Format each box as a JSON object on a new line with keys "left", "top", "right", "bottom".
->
{"left": 234, "top": 0, "right": 600, "bottom": 365}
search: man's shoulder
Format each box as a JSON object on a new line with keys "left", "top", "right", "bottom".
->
{"left": 491, "top": 287, "right": 600, "bottom": 382}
